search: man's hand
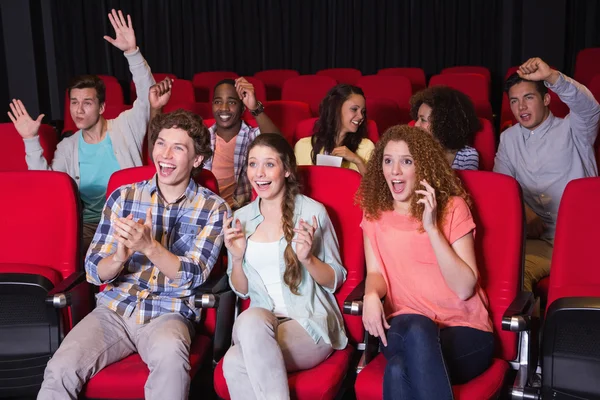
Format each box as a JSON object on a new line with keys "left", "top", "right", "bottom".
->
{"left": 103, "top": 9, "right": 137, "bottom": 53}
{"left": 149, "top": 77, "right": 173, "bottom": 110}
{"left": 518, "top": 58, "right": 559, "bottom": 85}
{"left": 525, "top": 204, "right": 546, "bottom": 239}
{"left": 113, "top": 208, "right": 155, "bottom": 255}
{"left": 235, "top": 77, "right": 258, "bottom": 111}
{"left": 7, "top": 99, "right": 44, "bottom": 139}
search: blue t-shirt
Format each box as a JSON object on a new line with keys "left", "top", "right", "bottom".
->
{"left": 78, "top": 133, "right": 121, "bottom": 223}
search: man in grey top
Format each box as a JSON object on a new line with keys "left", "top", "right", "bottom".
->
{"left": 494, "top": 57, "right": 600, "bottom": 292}
{"left": 7, "top": 9, "right": 172, "bottom": 253}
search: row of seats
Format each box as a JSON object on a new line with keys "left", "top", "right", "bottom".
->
{"left": 1, "top": 166, "right": 599, "bottom": 398}
{"left": 0, "top": 114, "right": 497, "bottom": 174}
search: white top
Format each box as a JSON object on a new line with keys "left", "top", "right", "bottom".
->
{"left": 245, "top": 239, "right": 289, "bottom": 317}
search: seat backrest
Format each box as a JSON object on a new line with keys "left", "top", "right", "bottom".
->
{"left": 192, "top": 71, "right": 239, "bottom": 102}
{"left": 165, "top": 79, "right": 195, "bottom": 105}
{"left": 0, "top": 171, "right": 80, "bottom": 279}
{"left": 547, "top": 177, "right": 600, "bottom": 307}
{"left": 316, "top": 68, "right": 362, "bottom": 85}
{"left": 253, "top": 69, "right": 300, "bottom": 101}
{"left": 456, "top": 170, "right": 523, "bottom": 361}
{"left": 298, "top": 166, "right": 365, "bottom": 344}
{"left": 366, "top": 97, "right": 404, "bottom": 132}
{"left": 130, "top": 72, "right": 177, "bottom": 103}
{"left": 107, "top": 166, "right": 219, "bottom": 199}
{"left": 0, "top": 123, "right": 58, "bottom": 171}
{"left": 281, "top": 75, "right": 337, "bottom": 116}
{"left": 575, "top": 47, "right": 600, "bottom": 87}
{"left": 376, "top": 67, "right": 426, "bottom": 92}
{"left": 429, "top": 73, "right": 490, "bottom": 103}
{"left": 473, "top": 118, "right": 496, "bottom": 172}
{"left": 244, "top": 76, "right": 267, "bottom": 104}
{"left": 293, "top": 117, "right": 378, "bottom": 144}
{"left": 261, "top": 100, "right": 312, "bottom": 145}
{"left": 357, "top": 75, "right": 413, "bottom": 111}
{"left": 441, "top": 66, "right": 491, "bottom": 86}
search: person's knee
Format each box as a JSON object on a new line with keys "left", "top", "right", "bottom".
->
{"left": 222, "top": 346, "right": 244, "bottom": 382}
{"left": 44, "top": 342, "right": 87, "bottom": 384}
{"left": 146, "top": 336, "right": 190, "bottom": 371}
{"left": 394, "top": 315, "right": 438, "bottom": 345}
{"left": 234, "top": 308, "right": 276, "bottom": 343}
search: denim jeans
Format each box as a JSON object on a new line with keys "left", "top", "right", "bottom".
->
{"left": 382, "top": 314, "right": 494, "bottom": 400}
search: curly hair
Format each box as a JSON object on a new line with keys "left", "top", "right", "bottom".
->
{"left": 409, "top": 86, "right": 481, "bottom": 151}
{"left": 149, "top": 109, "right": 212, "bottom": 174}
{"left": 247, "top": 134, "right": 303, "bottom": 295}
{"left": 357, "top": 125, "right": 471, "bottom": 230}
{"left": 311, "top": 84, "right": 367, "bottom": 164}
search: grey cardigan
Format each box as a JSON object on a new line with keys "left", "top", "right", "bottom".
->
{"left": 23, "top": 48, "right": 155, "bottom": 187}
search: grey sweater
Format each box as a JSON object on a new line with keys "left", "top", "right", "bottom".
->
{"left": 23, "top": 48, "right": 155, "bottom": 187}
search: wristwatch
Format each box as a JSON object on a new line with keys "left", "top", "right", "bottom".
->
{"left": 250, "top": 101, "right": 264, "bottom": 117}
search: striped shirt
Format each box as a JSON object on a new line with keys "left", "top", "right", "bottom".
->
{"left": 452, "top": 146, "right": 480, "bottom": 171}
{"left": 204, "top": 121, "right": 260, "bottom": 210}
{"left": 85, "top": 175, "right": 228, "bottom": 324}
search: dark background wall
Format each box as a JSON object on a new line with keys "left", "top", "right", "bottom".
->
{"left": 0, "top": 0, "right": 599, "bottom": 124}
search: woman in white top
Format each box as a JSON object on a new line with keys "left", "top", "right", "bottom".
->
{"left": 294, "top": 84, "right": 375, "bottom": 175}
{"left": 222, "top": 133, "right": 347, "bottom": 399}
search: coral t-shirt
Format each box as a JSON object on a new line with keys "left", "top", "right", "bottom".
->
{"left": 361, "top": 197, "right": 492, "bottom": 332}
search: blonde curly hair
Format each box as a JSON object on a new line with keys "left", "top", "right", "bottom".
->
{"left": 357, "top": 125, "right": 470, "bottom": 230}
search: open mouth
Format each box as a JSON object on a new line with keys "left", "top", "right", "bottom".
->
{"left": 254, "top": 180, "right": 272, "bottom": 191}
{"left": 390, "top": 179, "right": 405, "bottom": 193}
{"left": 351, "top": 120, "right": 362, "bottom": 127}
{"left": 217, "top": 114, "right": 233, "bottom": 123}
{"left": 519, "top": 113, "right": 531, "bottom": 123}
{"left": 158, "top": 161, "right": 176, "bottom": 177}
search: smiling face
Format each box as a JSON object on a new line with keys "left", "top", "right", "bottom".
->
{"left": 338, "top": 93, "right": 366, "bottom": 135}
{"left": 212, "top": 83, "right": 243, "bottom": 130}
{"left": 153, "top": 127, "right": 203, "bottom": 195}
{"left": 246, "top": 144, "right": 290, "bottom": 202}
{"left": 382, "top": 140, "right": 417, "bottom": 212}
{"left": 69, "top": 88, "right": 105, "bottom": 130}
{"left": 413, "top": 103, "right": 432, "bottom": 133}
{"left": 508, "top": 81, "right": 551, "bottom": 130}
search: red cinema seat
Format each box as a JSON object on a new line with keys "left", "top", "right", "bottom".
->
{"left": 357, "top": 75, "right": 412, "bottom": 124}
{"left": 317, "top": 68, "right": 363, "bottom": 85}
{"left": 281, "top": 75, "right": 338, "bottom": 116}
{"left": 377, "top": 67, "right": 426, "bottom": 92}
{"left": 0, "top": 123, "right": 58, "bottom": 171}
{"left": 574, "top": 47, "right": 600, "bottom": 87}
{"left": 442, "top": 66, "right": 492, "bottom": 88}
{"left": 429, "top": 73, "right": 493, "bottom": 121}
{"left": 261, "top": 100, "right": 312, "bottom": 145}
{"left": 0, "top": 171, "right": 84, "bottom": 397}
{"left": 366, "top": 98, "right": 404, "bottom": 133}
{"left": 192, "top": 71, "right": 239, "bottom": 102}
{"left": 130, "top": 72, "right": 177, "bottom": 103}
{"left": 254, "top": 69, "right": 300, "bottom": 101}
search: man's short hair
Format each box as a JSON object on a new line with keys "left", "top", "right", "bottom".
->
{"left": 213, "top": 79, "right": 237, "bottom": 97}
{"left": 149, "top": 109, "right": 213, "bottom": 171}
{"left": 505, "top": 72, "right": 548, "bottom": 97}
{"left": 67, "top": 75, "right": 106, "bottom": 105}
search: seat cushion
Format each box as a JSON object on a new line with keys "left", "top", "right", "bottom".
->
{"left": 83, "top": 334, "right": 211, "bottom": 399}
{"left": 355, "top": 353, "right": 508, "bottom": 400}
{"left": 215, "top": 345, "right": 354, "bottom": 400}
{"left": 0, "top": 263, "right": 62, "bottom": 286}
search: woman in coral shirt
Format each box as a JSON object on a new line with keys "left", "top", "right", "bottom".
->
{"left": 358, "top": 125, "right": 494, "bottom": 400}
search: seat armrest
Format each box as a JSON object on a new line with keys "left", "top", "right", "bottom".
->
{"left": 343, "top": 280, "right": 365, "bottom": 315}
{"left": 194, "top": 274, "right": 230, "bottom": 309}
{"left": 502, "top": 291, "right": 536, "bottom": 332}
{"left": 46, "top": 270, "right": 87, "bottom": 308}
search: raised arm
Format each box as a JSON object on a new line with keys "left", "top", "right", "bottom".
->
{"left": 235, "top": 77, "right": 280, "bottom": 134}
{"left": 518, "top": 57, "right": 600, "bottom": 146}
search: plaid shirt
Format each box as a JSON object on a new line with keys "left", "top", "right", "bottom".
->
{"left": 204, "top": 121, "right": 260, "bottom": 210}
{"left": 85, "top": 175, "right": 228, "bottom": 324}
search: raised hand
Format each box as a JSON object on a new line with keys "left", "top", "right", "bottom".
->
{"left": 149, "top": 77, "right": 173, "bottom": 110}
{"left": 293, "top": 216, "right": 318, "bottom": 264}
{"left": 223, "top": 212, "right": 247, "bottom": 262}
{"left": 111, "top": 214, "right": 134, "bottom": 263}
{"left": 362, "top": 292, "right": 391, "bottom": 347}
{"left": 234, "top": 77, "right": 258, "bottom": 111}
{"left": 113, "top": 208, "right": 155, "bottom": 255}
{"left": 416, "top": 180, "right": 438, "bottom": 233}
{"left": 517, "top": 57, "right": 555, "bottom": 82}
{"left": 7, "top": 99, "right": 44, "bottom": 139}
{"left": 103, "top": 9, "right": 137, "bottom": 53}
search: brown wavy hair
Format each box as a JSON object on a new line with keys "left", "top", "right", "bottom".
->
{"left": 248, "top": 134, "right": 303, "bottom": 294}
{"left": 357, "top": 125, "right": 470, "bottom": 230}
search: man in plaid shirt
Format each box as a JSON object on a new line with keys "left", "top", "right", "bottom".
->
{"left": 204, "top": 77, "right": 280, "bottom": 210}
{"left": 38, "top": 110, "right": 228, "bottom": 400}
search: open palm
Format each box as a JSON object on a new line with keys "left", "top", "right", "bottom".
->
{"left": 7, "top": 99, "right": 44, "bottom": 139}
{"left": 103, "top": 9, "right": 136, "bottom": 53}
